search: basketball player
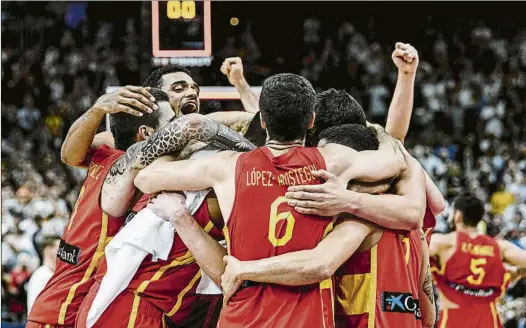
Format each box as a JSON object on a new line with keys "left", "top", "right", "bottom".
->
{"left": 429, "top": 194, "right": 526, "bottom": 328}
{"left": 26, "top": 89, "right": 172, "bottom": 328}
{"left": 75, "top": 112, "right": 255, "bottom": 328}
{"left": 134, "top": 73, "right": 409, "bottom": 327}
{"left": 218, "top": 124, "right": 435, "bottom": 328}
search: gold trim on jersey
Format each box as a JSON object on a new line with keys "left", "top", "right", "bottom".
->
{"left": 127, "top": 251, "right": 195, "bottom": 327}
{"left": 167, "top": 270, "right": 202, "bottom": 316}
{"left": 58, "top": 213, "right": 108, "bottom": 324}
{"left": 367, "top": 245, "right": 378, "bottom": 328}
{"left": 223, "top": 227, "right": 231, "bottom": 255}
{"left": 490, "top": 302, "right": 499, "bottom": 328}
{"left": 440, "top": 309, "right": 448, "bottom": 328}
{"left": 338, "top": 273, "right": 371, "bottom": 315}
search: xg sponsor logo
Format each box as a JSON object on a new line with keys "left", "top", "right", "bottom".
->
{"left": 57, "top": 239, "right": 81, "bottom": 265}
{"left": 381, "top": 291, "right": 421, "bottom": 320}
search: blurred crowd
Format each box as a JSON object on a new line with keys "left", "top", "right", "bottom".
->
{"left": 2, "top": 2, "right": 525, "bottom": 327}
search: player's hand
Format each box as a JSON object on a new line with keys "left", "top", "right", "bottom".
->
{"left": 220, "top": 57, "right": 245, "bottom": 86}
{"left": 147, "top": 192, "right": 188, "bottom": 222}
{"left": 286, "top": 170, "right": 353, "bottom": 217}
{"left": 92, "top": 85, "right": 157, "bottom": 117}
{"left": 392, "top": 42, "right": 419, "bottom": 75}
{"left": 221, "top": 255, "right": 244, "bottom": 308}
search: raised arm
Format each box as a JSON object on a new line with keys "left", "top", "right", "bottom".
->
{"left": 61, "top": 86, "right": 156, "bottom": 167}
{"left": 102, "top": 114, "right": 254, "bottom": 217}
{"left": 498, "top": 239, "right": 526, "bottom": 268}
{"left": 384, "top": 42, "right": 418, "bottom": 143}
{"left": 206, "top": 111, "right": 255, "bottom": 134}
{"left": 221, "top": 57, "right": 260, "bottom": 113}
{"left": 419, "top": 229, "right": 436, "bottom": 328}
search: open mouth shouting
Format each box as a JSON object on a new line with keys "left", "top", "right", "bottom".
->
{"left": 180, "top": 98, "right": 199, "bottom": 115}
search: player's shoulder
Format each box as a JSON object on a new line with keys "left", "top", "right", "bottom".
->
{"left": 431, "top": 231, "right": 456, "bottom": 246}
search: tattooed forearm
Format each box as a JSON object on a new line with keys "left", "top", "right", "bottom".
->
{"left": 419, "top": 228, "right": 426, "bottom": 241}
{"left": 107, "top": 114, "right": 256, "bottom": 184}
{"left": 422, "top": 265, "right": 435, "bottom": 305}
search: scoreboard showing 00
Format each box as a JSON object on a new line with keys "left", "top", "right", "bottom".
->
{"left": 167, "top": 1, "right": 196, "bottom": 20}
{"left": 152, "top": 1, "right": 211, "bottom": 57}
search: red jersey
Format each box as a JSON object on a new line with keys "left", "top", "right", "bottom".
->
{"left": 433, "top": 232, "right": 510, "bottom": 328}
{"left": 335, "top": 229, "right": 423, "bottom": 328}
{"left": 28, "top": 145, "right": 125, "bottom": 326}
{"left": 219, "top": 146, "right": 335, "bottom": 328}
{"left": 93, "top": 192, "right": 223, "bottom": 325}
{"left": 423, "top": 203, "right": 436, "bottom": 247}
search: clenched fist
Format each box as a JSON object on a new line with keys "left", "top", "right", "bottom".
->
{"left": 220, "top": 57, "right": 245, "bottom": 86}
{"left": 92, "top": 85, "right": 157, "bottom": 117}
{"left": 392, "top": 42, "right": 419, "bottom": 74}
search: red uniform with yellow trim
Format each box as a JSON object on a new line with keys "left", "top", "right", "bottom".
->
{"left": 27, "top": 145, "right": 125, "bottom": 327}
{"left": 423, "top": 203, "right": 436, "bottom": 247}
{"left": 335, "top": 229, "right": 423, "bottom": 328}
{"left": 219, "top": 146, "right": 335, "bottom": 328}
{"left": 76, "top": 192, "right": 224, "bottom": 328}
{"left": 433, "top": 232, "right": 510, "bottom": 328}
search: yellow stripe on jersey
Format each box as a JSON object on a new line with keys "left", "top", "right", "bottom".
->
{"left": 58, "top": 213, "right": 108, "bottom": 324}
{"left": 223, "top": 227, "right": 231, "bottom": 255}
{"left": 322, "top": 220, "right": 335, "bottom": 239}
{"left": 367, "top": 245, "right": 378, "bottom": 328}
{"left": 127, "top": 295, "right": 141, "bottom": 328}
{"left": 338, "top": 273, "right": 371, "bottom": 315}
{"left": 440, "top": 309, "right": 448, "bottom": 328}
{"left": 490, "top": 302, "right": 499, "bottom": 328}
{"left": 167, "top": 270, "right": 202, "bottom": 316}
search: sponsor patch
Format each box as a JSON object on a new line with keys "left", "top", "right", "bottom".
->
{"left": 449, "top": 283, "right": 496, "bottom": 298}
{"left": 381, "top": 291, "right": 421, "bottom": 320}
{"left": 57, "top": 239, "right": 81, "bottom": 265}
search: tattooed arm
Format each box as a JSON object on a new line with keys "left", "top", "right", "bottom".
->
{"left": 101, "top": 114, "right": 256, "bottom": 217}
{"left": 419, "top": 229, "right": 436, "bottom": 328}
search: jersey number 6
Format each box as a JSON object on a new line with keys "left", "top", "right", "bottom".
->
{"left": 268, "top": 197, "right": 296, "bottom": 247}
{"left": 467, "top": 258, "right": 487, "bottom": 285}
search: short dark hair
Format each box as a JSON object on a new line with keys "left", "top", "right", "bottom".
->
{"left": 309, "top": 89, "right": 366, "bottom": 145}
{"left": 143, "top": 64, "right": 191, "bottom": 88}
{"left": 244, "top": 112, "right": 267, "bottom": 147}
{"left": 41, "top": 235, "right": 60, "bottom": 250}
{"left": 110, "top": 88, "right": 170, "bottom": 151}
{"left": 319, "top": 124, "right": 379, "bottom": 151}
{"left": 453, "top": 193, "right": 485, "bottom": 227}
{"left": 259, "top": 73, "right": 315, "bottom": 142}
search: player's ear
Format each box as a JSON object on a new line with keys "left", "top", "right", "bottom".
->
{"left": 138, "top": 125, "right": 155, "bottom": 141}
{"left": 260, "top": 116, "right": 267, "bottom": 129}
{"left": 308, "top": 111, "right": 316, "bottom": 129}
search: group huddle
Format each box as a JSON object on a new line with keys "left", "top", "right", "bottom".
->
{"left": 26, "top": 43, "right": 525, "bottom": 328}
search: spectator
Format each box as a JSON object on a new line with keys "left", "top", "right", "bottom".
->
{"left": 26, "top": 236, "right": 60, "bottom": 314}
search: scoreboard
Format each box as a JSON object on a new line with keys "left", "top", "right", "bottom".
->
{"left": 151, "top": 1, "right": 212, "bottom": 58}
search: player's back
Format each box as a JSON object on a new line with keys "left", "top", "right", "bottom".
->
{"left": 28, "top": 145, "right": 125, "bottom": 326}
{"left": 434, "top": 231, "right": 508, "bottom": 328}
{"left": 335, "top": 228, "right": 423, "bottom": 328}
{"left": 219, "top": 146, "right": 335, "bottom": 328}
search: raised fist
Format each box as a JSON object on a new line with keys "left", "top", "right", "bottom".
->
{"left": 392, "top": 42, "right": 419, "bottom": 74}
{"left": 220, "top": 57, "right": 245, "bottom": 86}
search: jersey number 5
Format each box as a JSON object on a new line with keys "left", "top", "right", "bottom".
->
{"left": 268, "top": 197, "right": 296, "bottom": 247}
{"left": 467, "top": 258, "right": 487, "bottom": 285}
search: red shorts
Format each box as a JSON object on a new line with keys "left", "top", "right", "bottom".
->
{"left": 75, "top": 281, "right": 166, "bottom": 328}
{"left": 26, "top": 323, "right": 72, "bottom": 328}
{"left": 170, "top": 294, "right": 223, "bottom": 328}
{"left": 438, "top": 303, "right": 502, "bottom": 328}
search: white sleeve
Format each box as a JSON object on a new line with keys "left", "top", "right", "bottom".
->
{"left": 27, "top": 267, "right": 52, "bottom": 314}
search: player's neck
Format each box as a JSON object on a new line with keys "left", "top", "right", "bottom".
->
{"left": 265, "top": 138, "right": 304, "bottom": 156}
{"left": 456, "top": 224, "right": 478, "bottom": 236}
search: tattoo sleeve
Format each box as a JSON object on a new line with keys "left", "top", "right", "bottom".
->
{"left": 110, "top": 114, "right": 256, "bottom": 176}
{"left": 101, "top": 114, "right": 256, "bottom": 217}
{"left": 422, "top": 265, "right": 435, "bottom": 305}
